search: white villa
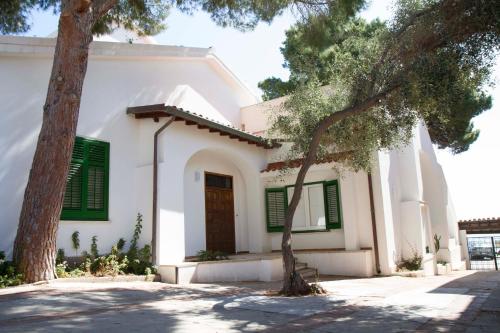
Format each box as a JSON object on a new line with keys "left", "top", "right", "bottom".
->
{"left": 0, "top": 33, "right": 467, "bottom": 283}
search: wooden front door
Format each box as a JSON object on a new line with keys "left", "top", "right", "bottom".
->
{"left": 204, "top": 172, "right": 235, "bottom": 254}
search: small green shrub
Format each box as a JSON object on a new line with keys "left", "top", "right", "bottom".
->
{"left": 196, "top": 250, "right": 229, "bottom": 261}
{"left": 56, "top": 260, "right": 87, "bottom": 278}
{"left": 56, "top": 248, "right": 65, "bottom": 265}
{"left": 56, "top": 262, "right": 69, "bottom": 278}
{"left": 397, "top": 251, "right": 423, "bottom": 271}
{"left": 0, "top": 251, "right": 23, "bottom": 288}
{"left": 139, "top": 244, "right": 151, "bottom": 262}
{"left": 0, "top": 273, "right": 23, "bottom": 288}
{"left": 125, "top": 213, "right": 156, "bottom": 275}
{"left": 127, "top": 244, "right": 156, "bottom": 275}
{"left": 68, "top": 268, "right": 86, "bottom": 277}
{"left": 53, "top": 213, "right": 155, "bottom": 279}
{"left": 90, "top": 252, "right": 128, "bottom": 277}
{"left": 434, "top": 234, "right": 441, "bottom": 252}
{"left": 127, "top": 213, "right": 143, "bottom": 260}
{"left": 90, "top": 236, "right": 99, "bottom": 258}
{"left": 71, "top": 231, "right": 80, "bottom": 256}
{"left": 80, "top": 257, "right": 92, "bottom": 274}
{"left": 116, "top": 238, "right": 126, "bottom": 252}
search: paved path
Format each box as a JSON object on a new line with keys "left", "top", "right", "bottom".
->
{"left": 0, "top": 271, "right": 499, "bottom": 332}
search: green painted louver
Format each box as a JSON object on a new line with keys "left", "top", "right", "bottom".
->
{"left": 87, "top": 166, "right": 105, "bottom": 210}
{"left": 265, "top": 188, "right": 287, "bottom": 232}
{"left": 265, "top": 180, "right": 342, "bottom": 233}
{"left": 324, "top": 180, "right": 342, "bottom": 229}
{"left": 61, "top": 137, "right": 109, "bottom": 221}
{"left": 63, "top": 163, "right": 83, "bottom": 210}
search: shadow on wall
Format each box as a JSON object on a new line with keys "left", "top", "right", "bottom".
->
{"left": 0, "top": 93, "right": 46, "bottom": 258}
{"left": 0, "top": 89, "right": 139, "bottom": 257}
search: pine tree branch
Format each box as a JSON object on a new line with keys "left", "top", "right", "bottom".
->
{"left": 91, "top": 0, "right": 117, "bottom": 23}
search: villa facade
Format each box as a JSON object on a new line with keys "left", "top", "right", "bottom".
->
{"left": 0, "top": 34, "right": 466, "bottom": 282}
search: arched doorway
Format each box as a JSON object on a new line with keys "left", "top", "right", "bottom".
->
{"left": 183, "top": 149, "right": 249, "bottom": 257}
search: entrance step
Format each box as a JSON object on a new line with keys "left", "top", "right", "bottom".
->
{"left": 295, "top": 262, "right": 307, "bottom": 270}
{"left": 294, "top": 259, "right": 318, "bottom": 281}
{"left": 297, "top": 267, "right": 318, "bottom": 279}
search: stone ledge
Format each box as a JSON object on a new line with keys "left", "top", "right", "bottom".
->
{"left": 49, "top": 274, "right": 159, "bottom": 283}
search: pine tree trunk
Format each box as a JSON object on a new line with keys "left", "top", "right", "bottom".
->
{"left": 13, "top": 1, "right": 94, "bottom": 283}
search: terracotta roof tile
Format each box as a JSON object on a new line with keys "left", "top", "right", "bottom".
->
{"left": 261, "top": 152, "right": 351, "bottom": 173}
{"left": 126, "top": 104, "right": 280, "bottom": 149}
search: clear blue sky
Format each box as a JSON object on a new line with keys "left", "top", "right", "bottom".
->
{"left": 19, "top": 0, "right": 500, "bottom": 220}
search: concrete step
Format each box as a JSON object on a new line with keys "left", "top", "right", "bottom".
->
{"left": 295, "top": 262, "right": 307, "bottom": 270}
{"left": 297, "top": 267, "right": 318, "bottom": 279}
{"left": 294, "top": 258, "right": 318, "bottom": 281}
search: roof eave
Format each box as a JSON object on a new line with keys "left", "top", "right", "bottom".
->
{"left": 127, "top": 104, "right": 280, "bottom": 149}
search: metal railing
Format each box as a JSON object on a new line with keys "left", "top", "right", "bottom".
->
{"left": 467, "top": 236, "right": 500, "bottom": 271}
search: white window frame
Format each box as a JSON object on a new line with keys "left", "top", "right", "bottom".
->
{"left": 287, "top": 183, "right": 327, "bottom": 232}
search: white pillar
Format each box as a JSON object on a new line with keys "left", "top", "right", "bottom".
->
{"left": 340, "top": 172, "right": 360, "bottom": 251}
{"left": 459, "top": 230, "right": 469, "bottom": 269}
{"left": 398, "top": 134, "right": 424, "bottom": 202}
{"left": 370, "top": 151, "right": 398, "bottom": 275}
{"left": 157, "top": 161, "right": 186, "bottom": 264}
{"left": 247, "top": 176, "right": 270, "bottom": 253}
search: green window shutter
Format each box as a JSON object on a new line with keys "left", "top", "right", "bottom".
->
{"left": 324, "top": 180, "right": 342, "bottom": 229}
{"left": 62, "top": 138, "right": 84, "bottom": 212}
{"left": 61, "top": 137, "right": 109, "bottom": 221}
{"left": 265, "top": 188, "right": 287, "bottom": 232}
{"left": 86, "top": 140, "right": 108, "bottom": 214}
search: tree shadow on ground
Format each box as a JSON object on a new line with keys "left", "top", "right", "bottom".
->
{"left": 0, "top": 283, "right": 304, "bottom": 332}
{"left": 0, "top": 272, "right": 499, "bottom": 332}
{"left": 261, "top": 271, "right": 500, "bottom": 332}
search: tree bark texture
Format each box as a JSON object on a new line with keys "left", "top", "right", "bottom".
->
{"left": 280, "top": 87, "right": 397, "bottom": 295}
{"left": 13, "top": 0, "right": 97, "bottom": 283}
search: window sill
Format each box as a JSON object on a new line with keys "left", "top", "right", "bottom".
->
{"left": 267, "top": 229, "right": 332, "bottom": 234}
{"left": 60, "top": 219, "right": 111, "bottom": 223}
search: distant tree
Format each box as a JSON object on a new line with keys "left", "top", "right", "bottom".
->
{"left": 258, "top": 77, "right": 297, "bottom": 100}
{"left": 1, "top": 0, "right": 335, "bottom": 283}
{"left": 269, "top": 0, "right": 499, "bottom": 295}
{"left": 260, "top": 0, "right": 494, "bottom": 153}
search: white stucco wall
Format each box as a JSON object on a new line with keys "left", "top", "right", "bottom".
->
{"left": 147, "top": 122, "right": 269, "bottom": 265}
{"left": 0, "top": 36, "right": 258, "bottom": 258}
{"left": 295, "top": 250, "right": 374, "bottom": 277}
{"left": 240, "top": 96, "right": 286, "bottom": 135}
{"left": 372, "top": 122, "right": 464, "bottom": 274}
{"left": 371, "top": 151, "right": 399, "bottom": 274}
